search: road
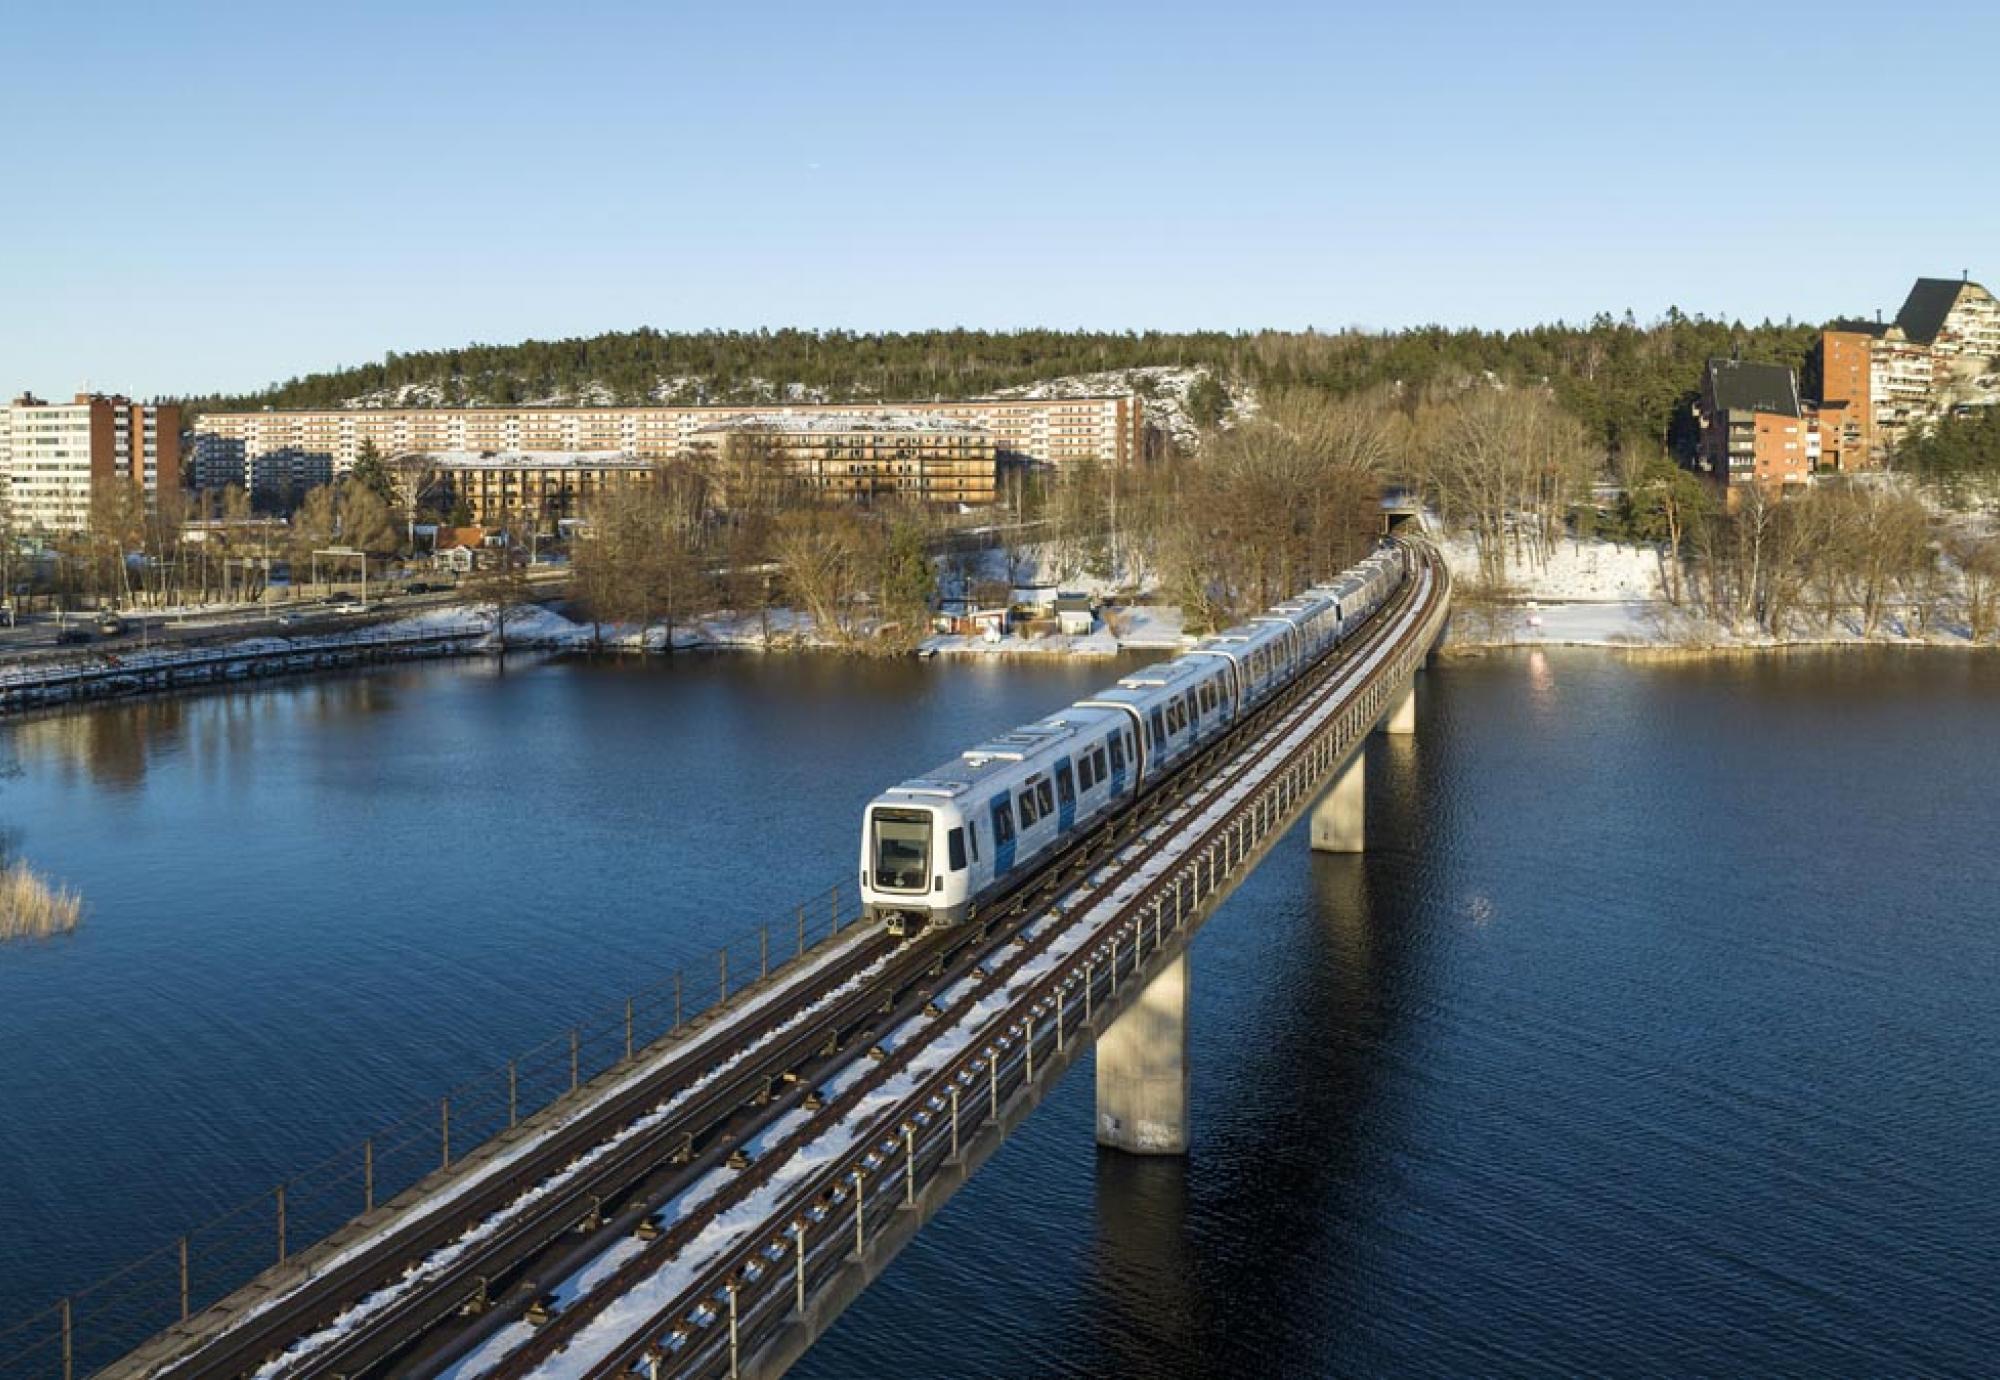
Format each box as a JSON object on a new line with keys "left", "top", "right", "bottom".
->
{"left": 0, "top": 569, "right": 571, "bottom": 663}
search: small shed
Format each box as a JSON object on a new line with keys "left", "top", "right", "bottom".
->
{"left": 1053, "top": 592, "right": 1096, "bottom": 636}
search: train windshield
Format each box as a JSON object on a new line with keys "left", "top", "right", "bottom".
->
{"left": 871, "top": 808, "right": 933, "bottom": 892}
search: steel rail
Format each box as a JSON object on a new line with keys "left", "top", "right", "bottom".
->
{"left": 125, "top": 924, "right": 898, "bottom": 1380}
{"left": 620, "top": 546, "right": 1447, "bottom": 1379}
{"left": 482, "top": 548, "right": 1437, "bottom": 1380}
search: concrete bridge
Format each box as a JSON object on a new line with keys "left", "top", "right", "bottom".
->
{"left": 25, "top": 541, "right": 1448, "bottom": 1380}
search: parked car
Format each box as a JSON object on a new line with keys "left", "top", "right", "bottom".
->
{"left": 404, "top": 582, "right": 434, "bottom": 595}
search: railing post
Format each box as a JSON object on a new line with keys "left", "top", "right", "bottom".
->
{"left": 760, "top": 924, "right": 769, "bottom": 981}
{"left": 794, "top": 1220, "right": 808, "bottom": 1314}
{"left": 276, "top": 1184, "right": 287, "bottom": 1263}
{"left": 728, "top": 1280, "right": 740, "bottom": 1378}
{"left": 989, "top": 1056, "right": 999, "bottom": 1122}
{"left": 950, "top": 1086, "right": 961, "bottom": 1160}
{"left": 508, "top": 1063, "right": 518, "bottom": 1129}
{"left": 852, "top": 1170, "right": 866, "bottom": 1257}
{"left": 904, "top": 1125, "right": 917, "bottom": 1205}
{"left": 1057, "top": 986, "right": 1066, "bottom": 1053}
{"left": 719, "top": 947, "right": 729, "bottom": 1003}
{"left": 830, "top": 884, "right": 840, "bottom": 939}
{"left": 1085, "top": 961, "right": 1094, "bottom": 1022}
{"left": 179, "top": 1235, "right": 191, "bottom": 1321}
{"left": 365, "top": 1138, "right": 375, "bottom": 1212}
{"left": 441, "top": 1097, "right": 452, "bottom": 1169}
{"left": 570, "top": 1029, "right": 581, "bottom": 1093}
{"left": 674, "top": 971, "right": 683, "bottom": 1030}
{"left": 797, "top": 904, "right": 807, "bottom": 957}
{"left": 60, "top": 1297, "right": 72, "bottom": 1380}
{"left": 1026, "top": 1018, "right": 1036, "bottom": 1084}
{"left": 625, "top": 998, "right": 635, "bottom": 1062}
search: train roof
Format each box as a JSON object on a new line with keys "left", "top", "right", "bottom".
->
{"left": 879, "top": 707, "right": 1125, "bottom": 802}
{"left": 1114, "top": 656, "right": 1220, "bottom": 690}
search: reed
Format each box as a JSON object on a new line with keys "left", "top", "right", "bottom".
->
{"left": 0, "top": 861, "right": 82, "bottom": 941}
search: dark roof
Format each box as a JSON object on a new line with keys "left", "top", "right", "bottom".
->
{"left": 1705, "top": 358, "right": 1801, "bottom": 417}
{"left": 1893, "top": 277, "right": 1972, "bottom": 346}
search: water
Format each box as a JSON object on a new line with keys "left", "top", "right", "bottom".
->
{"left": 3, "top": 649, "right": 1998, "bottom": 1374}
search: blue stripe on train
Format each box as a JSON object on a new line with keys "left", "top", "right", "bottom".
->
{"left": 988, "top": 791, "right": 1017, "bottom": 876}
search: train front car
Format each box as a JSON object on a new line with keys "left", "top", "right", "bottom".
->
{"left": 860, "top": 787, "right": 975, "bottom": 937}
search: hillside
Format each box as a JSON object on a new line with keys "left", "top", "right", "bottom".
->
{"left": 182, "top": 317, "right": 1827, "bottom": 462}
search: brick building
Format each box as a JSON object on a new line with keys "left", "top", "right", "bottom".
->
{"left": 0, "top": 392, "right": 181, "bottom": 532}
{"left": 415, "top": 451, "right": 658, "bottom": 532}
{"left": 1693, "top": 358, "right": 1809, "bottom": 503}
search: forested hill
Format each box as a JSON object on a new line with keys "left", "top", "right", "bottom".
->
{"left": 185, "top": 315, "right": 1823, "bottom": 461}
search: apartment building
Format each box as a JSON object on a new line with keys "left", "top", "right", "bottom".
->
{"left": 1811, "top": 328, "right": 1875, "bottom": 471}
{"left": 1692, "top": 358, "right": 1809, "bottom": 502}
{"left": 690, "top": 413, "right": 999, "bottom": 506}
{"left": 418, "top": 451, "right": 658, "bottom": 531}
{"left": 0, "top": 392, "right": 181, "bottom": 532}
{"left": 189, "top": 395, "right": 1145, "bottom": 494}
{"left": 1813, "top": 276, "right": 2000, "bottom": 459}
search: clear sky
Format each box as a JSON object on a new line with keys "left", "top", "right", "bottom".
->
{"left": 3, "top": 0, "right": 1995, "bottom": 398}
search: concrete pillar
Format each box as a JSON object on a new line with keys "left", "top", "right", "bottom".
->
{"left": 1310, "top": 747, "right": 1366, "bottom": 853}
{"left": 1385, "top": 679, "right": 1416, "bottom": 736}
{"left": 1096, "top": 951, "right": 1188, "bottom": 1155}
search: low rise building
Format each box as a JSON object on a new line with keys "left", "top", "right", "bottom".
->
{"left": 690, "top": 412, "right": 998, "bottom": 506}
{"left": 1692, "top": 358, "right": 1809, "bottom": 502}
{"left": 415, "top": 451, "right": 657, "bottom": 532}
{"left": 0, "top": 392, "right": 181, "bottom": 532}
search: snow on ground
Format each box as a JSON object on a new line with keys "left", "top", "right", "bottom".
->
{"left": 1438, "top": 531, "right": 1667, "bottom": 603}
{"left": 984, "top": 365, "right": 1254, "bottom": 449}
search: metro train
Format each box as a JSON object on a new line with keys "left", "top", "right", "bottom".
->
{"left": 861, "top": 545, "right": 1408, "bottom": 936}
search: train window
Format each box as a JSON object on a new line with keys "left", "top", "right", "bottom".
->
{"left": 1149, "top": 710, "right": 1165, "bottom": 750}
{"left": 1018, "top": 787, "right": 1039, "bottom": 828}
{"left": 992, "top": 799, "right": 1015, "bottom": 845}
{"left": 1037, "top": 779, "right": 1055, "bottom": 817}
{"left": 1108, "top": 736, "right": 1124, "bottom": 772}
{"left": 1184, "top": 690, "right": 1198, "bottom": 722}
{"left": 871, "top": 808, "right": 931, "bottom": 893}
{"left": 968, "top": 821, "right": 981, "bottom": 862}
{"left": 1077, "top": 754, "right": 1095, "bottom": 790}
{"left": 947, "top": 828, "right": 967, "bottom": 871}
{"left": 1056, "top": 763, "right": 1075, "bottom": 806}
{"left": 1094, "top": 745, "right": 1110, "bottom": 779}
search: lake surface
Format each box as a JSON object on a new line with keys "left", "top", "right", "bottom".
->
{"left": 3, "top": 648, "right": 1997, "bottom": 1375}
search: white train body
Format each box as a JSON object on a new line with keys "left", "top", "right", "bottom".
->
{"left": 862, "top": 545, "right": 1408, "bottom": 934}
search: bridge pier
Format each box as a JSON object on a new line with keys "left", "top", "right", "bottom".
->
{"left": 1310, "top": 748, "right": 1366, "bottom": 853}
{"left": 1095, "top": 951, "right": 1188, "bottom": 1154}
{"left": 1311, "top": 672, "right": 1419, "bottom": 853}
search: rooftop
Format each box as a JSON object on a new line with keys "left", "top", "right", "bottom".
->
{"left": 1894, "top": 276, "right": 1985, "bottom": 346}
{"left": 1706, "top": 358, "right": 1801, "bottom": 418}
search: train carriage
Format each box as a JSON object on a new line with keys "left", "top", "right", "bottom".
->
{"left": 862, "top": 544, "right": 1410, "bottom": 934}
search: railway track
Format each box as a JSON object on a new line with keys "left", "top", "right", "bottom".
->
{"left": 455, "top": 548, "right": 1440, "bottom": 1380}
{"left": 128, "top": 548, "right": 1435, "bottom": 1380}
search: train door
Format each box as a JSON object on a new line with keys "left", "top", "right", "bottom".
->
{"left": 988, "top": 793, "right": 1018, "bottom": 876}
{"left": 1055, "top": 759, "right": 1077, "bottom": 831}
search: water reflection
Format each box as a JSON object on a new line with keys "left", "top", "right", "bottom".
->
{"left": 5, "top": 669, "right": 426, "bottom": 789}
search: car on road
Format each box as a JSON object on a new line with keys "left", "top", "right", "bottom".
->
{"left": 275, "top": 613, "right": 301, "bottom": 627}
{"left": 55, "top": 627, "right": 92, "bottom": 645}
{"left": 329, "top": 600, "right": 365, "bottom": 615}
{"left": 96, "top": 615, "right": 125, "bottom": 636}
{"left": 404, "top": 582, "right": 435, "bottom": 595}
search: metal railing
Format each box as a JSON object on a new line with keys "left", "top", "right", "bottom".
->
{"left": 0, "top": 882, "right": 870, "bottom": 1380}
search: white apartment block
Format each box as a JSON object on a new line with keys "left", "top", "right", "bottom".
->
{"left": 189, "top": 395, "right": 1148, "bottom": 493}
{"left": 0, "top": 393, "right": 182, "bottom": 532}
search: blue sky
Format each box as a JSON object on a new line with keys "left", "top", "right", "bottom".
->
{"left": 3, "top": 0, "right": 1994, "bottom": 397}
